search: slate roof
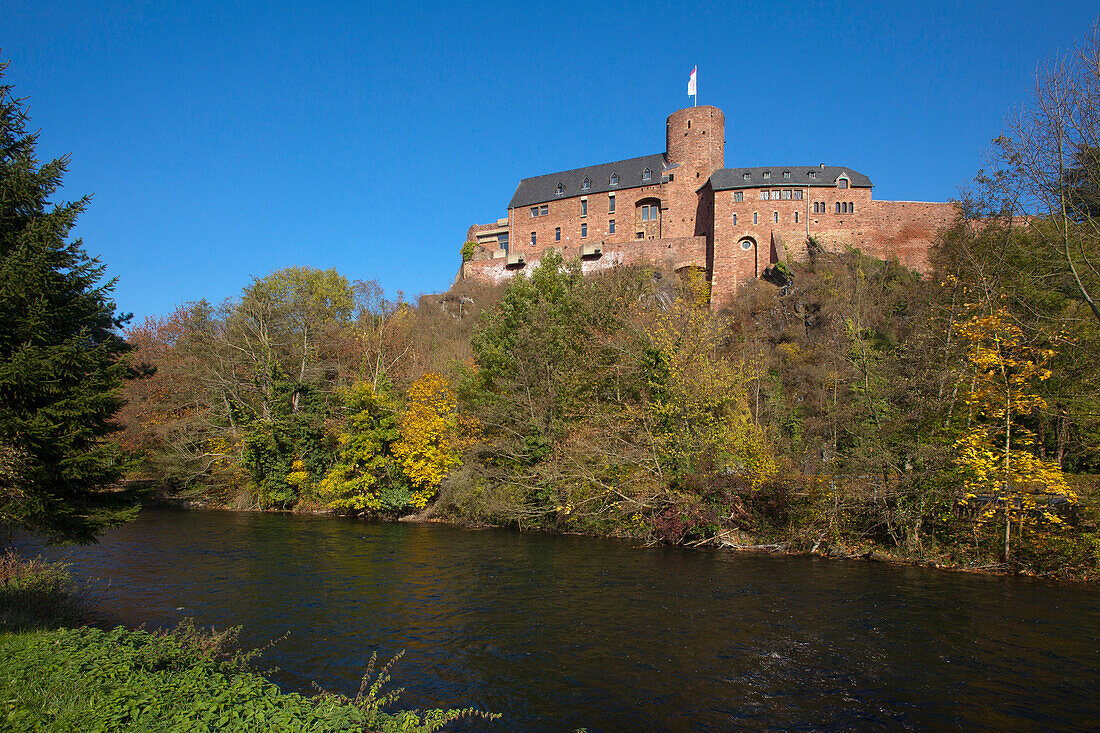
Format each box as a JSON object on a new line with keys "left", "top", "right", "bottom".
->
{"left": 508, "top": 153, "right": 673, "bottom": 209}
{"left": 710, "top": 166, "right": 872, "bottom": 191}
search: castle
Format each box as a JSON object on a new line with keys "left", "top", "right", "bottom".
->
{"left": 460, "top": 105, "right": 955, "bottom": 306}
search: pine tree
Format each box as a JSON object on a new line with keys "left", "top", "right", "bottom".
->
{"left": 0, "top": 60, "right": 138, "bottom": 542}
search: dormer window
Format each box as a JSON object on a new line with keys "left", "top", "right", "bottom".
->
{"left": 783, "top": 170, "right": 791, "bottom": 179}
{"left": 642, "top": 167, "right": 652, "bottom": 181}
{"left": 837, "top": 176, "right": 849, "bottom": 189}
{"left": 763, "top": 171, "right": 770, "bottom": 179}
{"left": 743, "top": 172, "right": 750, "bottom": 181}
{"left": 582, "top": 177, "right": 591, "bottom": 191}
{"left": 610, "top": 173, "right": 619, "bottom": 186}
{"left": 808, "top": 171, "right": 816, "bottom": 180}
{"left": 555, "top": 182, "right": 564, "bottom": 196}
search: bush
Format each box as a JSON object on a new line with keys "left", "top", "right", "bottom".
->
{"left": 0, "top": 552, "right": 86, "bottom": 631}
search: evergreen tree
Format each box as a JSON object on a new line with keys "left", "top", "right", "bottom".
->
{"left": 0, "top": 60, "right": 138, "bottom": 542}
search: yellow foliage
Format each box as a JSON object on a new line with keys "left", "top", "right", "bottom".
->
{"left": 392, "top": 373, "right": 478, "bottom": 508}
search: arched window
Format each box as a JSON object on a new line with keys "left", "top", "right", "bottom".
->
{"left": 642, "top": 167, "right": 652, "bottom": 181}
{"left": 582, "top": 177, "right": 591, "bottom": 191}
{"left": 835, "top": 202, "right": 841, "bottom": 214}
{"left": 610, "top": 172, "right": 619, "bottom": 186}
{"left": 849, "top": 201, "right": 855, "bottom": 212}
{"left": 837, "top": 176, "right": 849, "bottom": 189}
{"left": 555, "top": 182, "right": 564, "bottom": 196}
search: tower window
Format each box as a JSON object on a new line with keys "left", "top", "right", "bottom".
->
{"left": 753, "top": 212, "right": 758, "bottom": 224}
{"left": 795, "top": 211, "right": 799, "bottom": 223}
{"left": 610, "top": 173, "right": 619, "bottom": 186}
{"left": 609, "top": 219, "right": 615, "bottom": 234}
{"left": 642, "top": 167, "right": 652, "bottom": 181}
{"left": 608, "top": 193, "right": 616, "bottom": 213}
{"left": 555, "top": 227, "right": 561, "bottom": 241}
{"left": 773, "top": 211, "right": 779, "bottom": 223}
{"left": 581, "top": 223, "right": 587, "bottom": 237}
{"left": 581, "top": 199, "right": 588, "bottom": 216}
{"left": 732, "top": 213, "right": 737, "bottom": 225}
{"left": 556, "top": 182, "right": 564, "bottom": 196}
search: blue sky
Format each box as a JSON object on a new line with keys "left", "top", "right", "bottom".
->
{"left": 4, "top": 1, "right": 1097, "bottom": 323}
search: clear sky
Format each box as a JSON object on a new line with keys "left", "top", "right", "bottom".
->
{"left": 4, "top": 1, "right": 1098, "bottom": 323}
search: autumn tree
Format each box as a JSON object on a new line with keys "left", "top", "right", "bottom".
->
{"left": 0, "top": 60, "right": 137, "bottom": 542}
{"left": 952, "top": 308, "right": 1077, "bottom": 561}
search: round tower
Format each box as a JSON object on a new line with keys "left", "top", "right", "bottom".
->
{"left": 666, "top": 106, "right": 725, "bottom": 180}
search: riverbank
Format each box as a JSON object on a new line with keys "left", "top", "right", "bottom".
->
{"left": 0, "top": 551, "right": 498, "bottom": 732}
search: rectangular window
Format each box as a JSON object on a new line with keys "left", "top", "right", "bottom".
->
{"left": 773, "top": 211, "right": 779, "bottom": 223}
{"left": 530, "top": 232, "right": 536, "bottom": 245}
{"left": 498, "top": 233, "right": 509, "bottom": 250}
{"left": 753, "top": 212, "right": 758, "bottom": 224}
{"left": 794, "top": 211, "right": 799, "bottom": 223}
{"left": 759, "top": 190, "right": 768, "bottom": 200}
{"left": 636, "top": 232, "right": 644, "bottom": 239}
{"left": 530, "top": 205, "right": 547, "bottom": 217}
{"left": 734, "top": 191, "right": 743, "bottom": 202}
{"left": 838, "top": 179, "right": 849, "bottom": 189}
{"left": 793, "top": 190, "right": 803, "bottom": 200}
{"left": 763, "top": 171, "right": 771, "bottom": 179}
{"left": 581, "top": 223, "right": 587, "bottom": 237}
{"left": 555, "top": 227, "right": 561, "bottom": 241}
{"left": 530, "top": 207, "right": 538, "bottom": 217}
{"left": 608, "top": 194, "right": 616, "bottom": 213}
{"left": 581, "top": 199, "right": 588, "bottom": 216}
{"left": 732, "top": 213, "right": 737, "bottom": 225}
{"left": 782, "top": 190, "right": 792, "bottom": 200}
{"left": 771, "top": 190, "right": 782, "bottom": 200}
{"left": 609, "top": 219, "right": 616, "bottom": 234}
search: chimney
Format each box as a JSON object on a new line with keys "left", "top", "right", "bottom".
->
{"left": 819, "top": 163, "right": 825, "bottom": 169}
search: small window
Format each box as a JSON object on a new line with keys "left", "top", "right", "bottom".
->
{"left": 530, "top": 206, "right": 538, "bottom": 217}
{"left": 793, "top": 190, "right": 803, "bottom": 200}
{"left": 581, "top": 199, "right": 588, "bottom": 216}
{"left": 582, "top": 177, "right": 591, "bottom": 191}
{"left": 608, "top": 194, "right": 616, "bottom": 213}
{"left": 783, "top": 171, "right": 791, "bottom": 179}
{"left": 642, "top": 167, "right": 652, "bottom": 181}
{"left": 609, "top": 219, "right": 615, "bottom": 234}
{"left": 687, "top": 120, "right": 691, "bottom": 129}
{"left": 849, "top": 201, "right": 854, "bottom": 212}
{"left": 610, "top": 173, "right": 619, "bottom": 186}
{"left": 795, "top": 211, "right": 799, "bottom": 223}
{"left": 753, "top": 212, "right": 758, "bottom": 224}
{"left": 835, "top": 202, "right": 841, "bottom": 214}
{"left": 734, "top": 191, "right": 743, "bottom": 202}
{"left": 541, "top": 204, "right": 548, "bottom": 216}
{"left": 531, "top": 232, "right": 537, "bottom": 245}
{"left": 581, "top": 223, "right": 587, "bottom": 237}
{"left": 773, "top": 211, "right": 779, "bottom": 223}
{"left": 759, "top": 190, "right": 768, "bottom": 200}
{"left": 763, "top": 171, "right": 771, "bottom": 179}
{"left": 782, "top": 190, "right": 792, "bottom": 200}
{"left": 555, "top": 227, "right": 561, "bottom": 241}
{"left": 740, "top": 240, "right": 753, "bottom": 251}
{"left": 732, "top": 213, "right": 737, "bottom": 225}
{"left": 808, "top": 171, "right": 816, "bottom": 180}
{"left": 636, "top": 231, "right": 644, "bottom": 240}
{"left": 770, "top": 191, "right": 781, "bottom": 200}
{"left": 556, "top": 182, "right": 564, "bottom": 196}
{"left": 743, "top": 172, "right": 751, "bottom": 181}
{"left": 838, "top": 178, "right": 849, "bottom": 189}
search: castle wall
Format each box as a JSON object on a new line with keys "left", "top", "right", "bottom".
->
{"left": 461, "top": 236, "right": 707, "bottom": 284}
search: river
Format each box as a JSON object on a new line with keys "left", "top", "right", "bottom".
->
{"left": 12, "top": 509, "right": 1100, "bottom": 731}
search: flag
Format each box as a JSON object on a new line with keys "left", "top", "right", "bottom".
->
{"left": 687, "top": 66, "right": 697, "bottom": 97}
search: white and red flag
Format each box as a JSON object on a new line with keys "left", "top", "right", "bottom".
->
{"left": 687, "top": 66, "right": 697, "bottom": 100}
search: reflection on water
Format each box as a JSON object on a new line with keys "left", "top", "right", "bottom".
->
{"left": 14, "top": 509, "right": 1100, "bottom": 731}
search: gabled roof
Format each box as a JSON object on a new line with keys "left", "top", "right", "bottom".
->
{"left": 710, "top": 166, "right": 872, "bottom": 191}
{"left": 508, "top": 153, "right": 672, "bottom": 209}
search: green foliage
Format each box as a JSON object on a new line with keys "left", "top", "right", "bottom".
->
{"left": 0, "top": 625, "right": 496, "bottom": 732}
{"left": 0, "top": 59, "right": 138, "bottom": 542}
{"left": 460, "top": 241, "right": 477, "bottom": 263}
{"left": 0, "top": 552, "right": 86, "bottom": 631}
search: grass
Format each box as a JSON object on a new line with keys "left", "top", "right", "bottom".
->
{"left": 0, "top": 551, "right": 499, "bottom": 732}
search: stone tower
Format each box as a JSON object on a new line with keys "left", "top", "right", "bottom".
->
{"left": 662, "top": 106, "right": 725, "bottom": 238}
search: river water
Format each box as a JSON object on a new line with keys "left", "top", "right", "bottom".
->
{"left": 13, "top": 509, "right": 1100, "bottom": 731}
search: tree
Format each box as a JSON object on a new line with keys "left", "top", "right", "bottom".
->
{"left": 952, "top": 308, "right": 1077, "bottom": 562}
{"left": 994, "top": 23, "right": 1100, "bottom": 324}
{"left": 0, "top": 61, "right": 137, "bottom": 542}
